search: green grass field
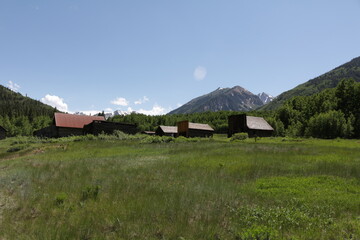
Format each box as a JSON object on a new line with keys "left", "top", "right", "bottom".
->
{"left": 0, "top": 135, "right": 360, "bottom": 239}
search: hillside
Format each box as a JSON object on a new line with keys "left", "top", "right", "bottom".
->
{"left": 168, "top": 86, "right": 264, "bottom": 114}
{"left": 0, "top": 85, "right": 56, "bottom": 118}
{"left": 261, "top": 56, "right": 360, "bottom": 110}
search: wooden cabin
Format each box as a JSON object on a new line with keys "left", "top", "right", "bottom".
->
{"left": 228, "top": 114, "right": 274, "bottom": 138}
{"left": 177, "top": 121, "right": 214, "bottom": 138}
{"left": 142, "top": 131, "right": 156, "bottom": 136}
{"left": 83, "top": 120, "right": 137, "bottom": 135}
{"left": 0, "top": 126, "right": 7, "bottom": 140}
{"left": 34, "top": 113, "right": 105, "bottom": 138}
{"left": 155, "top": 126, "right": 178, "bottom": 137}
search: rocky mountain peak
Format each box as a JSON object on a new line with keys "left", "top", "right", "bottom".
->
{"left": 257, "top": 92, "right": 274, "bottom": 104}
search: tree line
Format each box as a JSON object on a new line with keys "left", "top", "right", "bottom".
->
{"left": 270, "top": 78, "right": 360, "bottom": 138}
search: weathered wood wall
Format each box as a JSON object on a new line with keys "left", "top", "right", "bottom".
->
{"left": 84, "top": 121, "right": 138, "bottom": 135}
{"left": 0, "top": 128, "right": 6, "bottom": 140}
{"left": 228, "top": 114, "right": 247, "bottom": 137}
{"left": 188, "top": 129, "right": 213, "bottom": 138}
{"left": 58, "top": 127, "right": 84, "bottom": 137}
{"left": 33, "top": 125, "right": 58, "bottom": 138}
{"left": 177, "top": 121, "right": 189, "bottom": 137}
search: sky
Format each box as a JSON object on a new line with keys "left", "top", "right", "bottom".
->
{"left": 1, "top": 1, "right": 360, "bottom": 115}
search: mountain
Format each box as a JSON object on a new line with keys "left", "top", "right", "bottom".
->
{"left": 168, "top": 86, "right": 264, "bottom": 114}
{"left": 261, "top": 56, "right": 360, "bottom": 110}
{"left": 257, "top": 92, "right": 274, "bottom": 104}
{"left": 0, "top": 85, "right": 56, "bottom": 118}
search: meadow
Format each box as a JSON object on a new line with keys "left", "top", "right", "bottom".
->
{"left": 0, "top": 135, "right": 360, "bottom": 239}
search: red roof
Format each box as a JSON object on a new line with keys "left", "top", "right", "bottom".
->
{"left": 54, "top": 113, "right": 105, "bottom": 129}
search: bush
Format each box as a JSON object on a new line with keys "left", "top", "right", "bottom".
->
{"left": 113, "top": 130, "right": 130, "bottom": 140}
{"left": 7, "top": 146, "right": 25, "bottom": 152}
{"left": 231, "top": 133, "right": 248, "bottom": 141}
{"left": 55, "top": 192, "right": 68, "bottom": 206}
{"left": 236, "top": 225, "right": 278, "bottom": 240}
{"left": 81, "top": 185, "right": 100, "bottom": 202}
{"left": 305, "top": 110, "right": 353, "bottom": 139}
{"left": 141, "top": 136, "right": 175, "bottom": 144}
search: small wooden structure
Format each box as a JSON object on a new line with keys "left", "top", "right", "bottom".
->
{"left": 155, "top": 126, "right": 178, "bottom": 137}
{"left": 83, "top": 120, "right": 137, "bottom": 135}
{"left": 177, "top": 121, "right": 214, "bottom": 138}
{"left": 34, "top": 113, "right": 105, "bottom": 138}
{"left": 142, "top": 131, "right": 156, "bottom": 136}
{"left": 0, "top": 126, "right": 7, "bottom": 140}
{"left": 228, "top": 114, "right": 274, "bottom": 138}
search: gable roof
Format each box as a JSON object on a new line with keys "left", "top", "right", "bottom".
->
{"left": 188, "top": 122, "right": 214, "bottom": 131}
{"left": 158, "top": 125, "right": 178, "bottom": 134}
{"left": 54, "top": 113, "right": 105, "bottom": 129}
{"left": 246, "top": 116, "right": 274, "bottom": 131}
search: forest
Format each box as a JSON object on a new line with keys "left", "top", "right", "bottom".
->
{"left": 0, "top": 85, "right": 54, "bottom": 136}
{"left": 0, "top": 78, "right": 359, "bottom": 139}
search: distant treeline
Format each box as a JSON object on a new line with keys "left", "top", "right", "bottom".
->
{"left": 272, "top": 78, "right": 360, "bottom": 138}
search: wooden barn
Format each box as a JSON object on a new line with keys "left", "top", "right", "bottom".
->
{"left": 83, "top": 120, "right": 138, "bottom": 135}
{"left": 34, "top": 113, "right": 105, "bottom": 138}
{"left": 0, "top": 126, "right": 7, "bottom": 140}
{"left": 155, "top": 126, "right": 178, "bottom": 137}
{"left": 177, "top": 121, "right": 214, "bottom": 138}
{"left": 228, "top": 114, "right": 274, "bottom": 138}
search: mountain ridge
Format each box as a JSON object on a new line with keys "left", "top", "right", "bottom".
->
{"left": 260, "top": 56, "right": 360, "bottom": 110}
{"left": 0, "top": 85, "right": 56, "bottom": 118}
{"left": 168, "top": 86, "right": 264, "bottom": 114}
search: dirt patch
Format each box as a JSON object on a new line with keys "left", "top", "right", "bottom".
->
{"left": 1, "top": 144, "right": 68, "bottom": 161}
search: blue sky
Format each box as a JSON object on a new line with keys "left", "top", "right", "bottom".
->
{"left": 1, "top": 1, "right": 360, "bottom": 115}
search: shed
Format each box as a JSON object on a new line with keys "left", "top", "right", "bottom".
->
{"left": 34, "top": 113, "right": 105, "bottom": 138}
{"left": 177, "top": 121, "right": 214, "bottom": 138}
{"left": 0, "top": 126, "right": 7, "bottom": 140}
{"left": 142, "top": 131, "right": 156, "bottom": 136}
{"left": 228, "top": 114, "right": 274, "bottom": 138}
{"left": 155, "top": 126, "right": 178, "bottom": 137}
{"left": 83, "top": 120, "right": 138, "bottom": 135}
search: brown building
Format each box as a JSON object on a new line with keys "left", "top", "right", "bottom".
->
{"left": 83, "top": 120, "right": 138, "bottom": 135}
{"left": 34, "top": 113, "right": 105, "bottom": 138}
{"left": 155, "top": 126, "right": 178, "bottom": 137}
{"left": 0, "top": 126, "right": 7, "bottom": 140}
{"left": 177, "top": 121, "right": 214, "bottom": 138}
{"left": 228, "top": 114, "right": 274, "bottom": 138}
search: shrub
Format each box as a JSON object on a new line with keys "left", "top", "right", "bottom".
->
{"left": 81, "top": 185, "right": 100, "bottom": 202}
{"left": 231, "top": 132, "right": 248, "bottom": 141}
{"left": 113, "top": 130, "right": 130, "bottom": 140}
{"left": 236, "top": 226, "right": 278, "bottom": 240}
{"left": 305, "top": 110, "right": 353, "bottom": 138}
{"left": 141, "top": 136, "right": 175, "bottom": 144}
{"left": 84, "top": 134, "right": 96, "bottom": 141}
{"left": 55, "top": 192, "right": 68, "bottom": 206}
{"left": 7, "top": 146, "right": 24, "bottom": 152}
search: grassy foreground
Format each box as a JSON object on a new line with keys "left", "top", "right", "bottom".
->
{"left": 0, "top": 135, "right": 360, "bottom": 239}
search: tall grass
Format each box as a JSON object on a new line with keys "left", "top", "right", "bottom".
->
{"left": 0, "top": 136, "right": 359, "bottom": 239}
